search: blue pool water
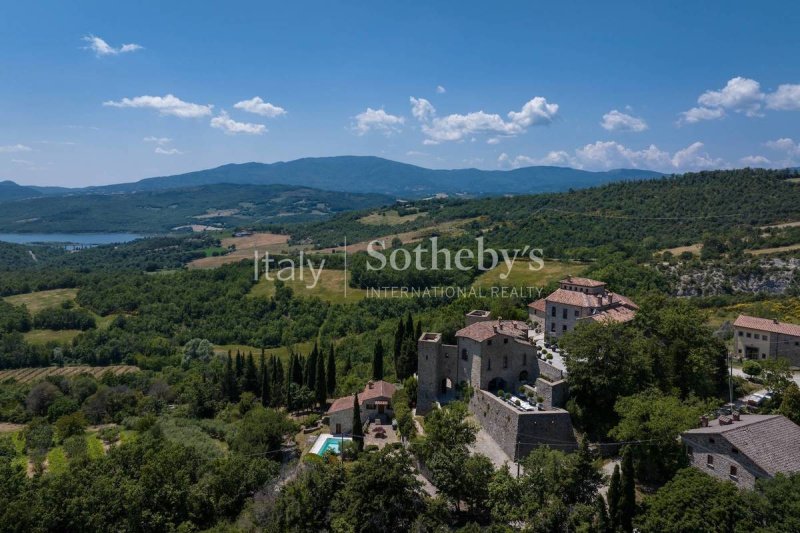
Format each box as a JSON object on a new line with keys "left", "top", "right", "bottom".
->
{"left": 317, "top": 437, "right": 349, "bottom": 455}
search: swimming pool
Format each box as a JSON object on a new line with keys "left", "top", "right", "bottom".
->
{"left": 310, "top": 433, "right": 352, "bottom": 456}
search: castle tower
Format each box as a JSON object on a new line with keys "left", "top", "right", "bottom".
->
{"left": 417, "top": 332, "right": 444, "bottom": 415}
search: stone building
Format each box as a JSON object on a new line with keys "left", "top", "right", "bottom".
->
{"left": 326, "top": 380, "right": 396, "bottom": 435}
{"left": 682, "top": 413, "right": 800, "bottom": 489}
{"left": 733, "top": 314, "right": 800, "bottom": 366}
{"left": 528, "top": 276, "right": 638, "bottom": 339}
{"left": 418, "top": 310, "right": 576, "bottom": 459}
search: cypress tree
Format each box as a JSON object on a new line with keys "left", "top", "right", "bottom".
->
{"left": 235, "top": 350, "right": 244, "bottom": 377}
{"left": 273, "top": 356, "right": 284, "bottom": 407}
{"left": 260, "top": 356, "right": 271, "bottom": 406}
{"left": 343, "top": 354, "right": 352, "bottom": 375}
{"left": 372, "top": 339, "right": 384, "bottom": 380}
{"left": 607, "top": 464, "right": 621, "bottom": 532}
{"left": 306, "top": 343, "right": 318, "bottom": 389}
{"left": 595, "top": 494, "right": 610, "bottom": 533}
{"left": 619, "top": 447, "right": 636, "bottom": 533}
{"left": 244, "top": 352, "right": 258, "bottom": 393}
{"left": 315, "top": 347, "right": 327, "bottom": 407}
{"left": 352, "top": 393, "right": 364, "bottom": 452}
{"left": 223, "top": 354, "right": 239, "bottom": 402}
{"left": 326, "top": 345, "right": 337, "bottom": 396}
{"left": 394, "top": 318, "right": 405, "bottom": 374}
{"left": 291, "top": 354, "right": 303, "bottom": 385}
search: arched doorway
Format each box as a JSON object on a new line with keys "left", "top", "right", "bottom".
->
{"left": 440, "top": 377, "right": 453, "bottom": 395}
{"left": 487, "top": 377, "right": 507, "bottom": 393}
{"left": 519, "top": 370, "right": 529, "bottom": 383}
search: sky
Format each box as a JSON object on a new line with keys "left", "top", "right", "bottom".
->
{"left": 1, "top": 1, "right": 800, "bottom": 187}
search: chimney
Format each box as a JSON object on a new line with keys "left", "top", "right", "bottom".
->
{"left": 719, "top": 415, "right": 733, "bottom": 426}
{"left": 773, "top": 319, "right": 780, "bottom": 324}
{"left": 368, "top": 381, "right": 374, "bottom": 389}
{"left": 700, "top": 415, "right": 709, "bottom": 428}
{"left": 732, "top": 411, "right": 740, "bottom": 421}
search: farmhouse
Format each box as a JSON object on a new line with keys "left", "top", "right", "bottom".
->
{"left": 326, "top": 380, "right": 396, "bottom": 435}
{"left": 528, "top": 276, "right": 638, "bottom": 339}
{"left": 733, "top": 314, "right": 800, "bottom": 366}
{"left": 418, "top": 310, "right": 576, "bottom": 460}
{"left": 682, "top": 413, "right": 800, "bottom": 489}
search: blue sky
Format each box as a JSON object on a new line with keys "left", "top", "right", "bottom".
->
{"left": 1, "top": 1, "right": 799, "bottom": 186}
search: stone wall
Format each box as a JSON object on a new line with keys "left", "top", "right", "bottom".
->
{"left": 682, "top": 432, "right": 769, "bottom": 490}
{"left": 469, "top": 389, "right": 576, "bottom": 460}
{"left": 535, "top": 377, "right": 568, "bottom": 409}
{"left": 537, "top": 359, "right": 565, "bottom": 381}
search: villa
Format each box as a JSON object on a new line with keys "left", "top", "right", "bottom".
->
{"left": 733, "top": 314, "right": 800, "bottom": 366}
{"left": 528, "top": 276, "right": 638, "bottom": 339}
{"left": 418, "top": 310, "right": 576, "bottom": 460}
{"left": 326, "top": 380, "right": 396, "bottom": 435}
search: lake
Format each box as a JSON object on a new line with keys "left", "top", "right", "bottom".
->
{"left": 0, "top": 233, "right": 144, "bottom": 246}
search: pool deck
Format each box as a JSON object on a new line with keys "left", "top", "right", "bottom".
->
{"left": 309, "top": 433, "right": 352, "bottom": 456}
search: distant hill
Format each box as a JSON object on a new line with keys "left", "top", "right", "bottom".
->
{"left": 0, "top": 180, "right": 43, "bottom": 203}
{"left": 71, "top": 156, "right": 664, "bottom": 197}
{"left": 0, "top": 183, "right": 392, "bottom": 233}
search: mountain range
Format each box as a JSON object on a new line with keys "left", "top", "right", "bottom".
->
{"left": 1, "top": 156, "right": 664, "bottom": 201}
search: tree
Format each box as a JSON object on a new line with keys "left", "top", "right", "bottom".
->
{"left": 608, "top": 464, "right": 621, "bottom": 532}
{"left": 780, "top": 383, "right": 800, "bottom": 425}
{"left": 610, "top": 389, "right": 710, "bottom": 483}
{"left": 230, "top": 406, "right": 293, "bottom": 456}
{"left": 315, "top": 346, "right": 327, "bottom": 407}
{"left": 567, "top": 437, "right": 603, "bottom": 505}
{"left": 260, "top": 356, "right": 271, "bottom": 407}
{"left": 182, "top": 338, "right": 213, "bottom": 366}
{"left": 223, "top": 353, "right": 239, "bottom": 403}
{"left": 352, "top": 394, "right": 364, "bottom": 452}
{"left": 372, "top": 339, "right": 384, "bottom": 381}
{"left": 742, "top": 359, "right": 762, "bottom": 378}
{"left": 637, "top": 468, "right": 754, "bottom": 533}
{"left": 330, "top": 447, "right": 424, "bottom": 532}
{"left": 25, "top": 382, "right": 62, "bottom": 417}
{"left": 243, "top": 352, "right": 259, "bottom": 394}
{"left": 326, "top": 345, "right": 337, "bottom": 396}
{"left": 54, "top": 412, "right": 88, "bottom": 442}
{"left": 619, "top": 447, "right": 636, "bottom": 533}
{"left": 306, "top": 344, "right": 318, "bottom": 390}
{"left": 269, "top": 460, "right": 344, "bottom": 531}
{"left": 762, "top": 358, "right": 792, "bottom": 397}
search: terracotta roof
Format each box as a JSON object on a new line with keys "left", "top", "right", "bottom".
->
{"left": 546, "top": 288, "right": 638, "bottom": 312}
{"left": 683, "top": 415, "right": 800, "bottom": 477}
{"left": 326, "top": 380, "right": 397, "bottom": 414}
{"left": 584, "top": 306, "right": 637, "bottom": 323}
{"left": 455, "top": 319, "right": 529, "bottom": 342}
{"left": 734, "top": 315, "right": 800, "bottom": 337}
{"left": 561, "top": 276, "right": 606, "bottom": 288}
{"left": 528, "top": 299, "right": 546, "bottom": 313}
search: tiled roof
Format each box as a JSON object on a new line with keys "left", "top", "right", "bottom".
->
{"left": 561, "top": 276, "right": 606, "bottom": 288}
{"left": 584, "top": 306, "right": 637, "bottom": 323}
{"left": 684, "top": 415, "right": 800, "bottom": 477}
{"left": 734, "top": 315, "right": 800, "bottom": 337}
{"left": 456, "top": 319, "right": 529, "bottom": 342}
{"left": 545, "top": 288, "right": 638, "bottom": 312}
{"left": 326, "top": 380, "right": 397, "bottom": 414}
{"left": 528, "top": 299, "right": 546, "bottom": 313}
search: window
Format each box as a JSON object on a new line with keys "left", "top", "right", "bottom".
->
{"left": 738, "top": 349, "right": 742, "bottom": 353}
{"left": 523, "top": 353, "right": 527, "bottom": 366}
{"left": 366, "top": 403, "right": 375, "bottom": 410}
{"left": 461, "top": 349, "right": 467, "bottom": 361}
{"left": 707, "top": 455, "right": 714, "bottom": 468}
{"left": 487, "top": 358, "right": 492, "bottom": 371}
{"left": 746, "top": 332, "right": 752, "bottom": 338}
{"left": 762, "top": 335, "right": 768, "bottom": 340}
{"left": 562, "top": 325, "right": 567, "bottom": 332}
{"left": 503, "top": 355, "right": 508, "bottom": 369}
{"left": 562, "top": 308, "right": 568, "bottom": 319}
{"left": 487, "top": 340, "right": 492, "bottom": 346}
{"left": 551, "top": 306, "right": 556, "bottom": 317}
{"left": 795, "top": 341, "right": 799, "bottom": 346}
{"left": 730, "top": 465, "right": 738, "bottom": 480}
{"left": 731, "top": 447, "right": 738, "bottom": 454}
{"left": 550, "top": 323, "right": 556, "bottom": 332}
{"left": 709, "top": 437, "right": 715, "bottom": 444}
{"left": 738, "top": 331, "right": 743, "bottom": 336}
{"left": 504, "top": 338, "right": 508, "bottom": 344}
{"left": 574, "top": 310, "right": 579, "bottom": 317}
{"left": 687, "top": 445, "right": 693, "bottom": 455}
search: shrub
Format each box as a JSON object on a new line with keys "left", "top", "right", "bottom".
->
{"left": 98, "top": 426, "right": 120, "bottom": 444}
{"left": 55, "top": 412, "right": 88, "bottom": 442}
{"left": 743, "top": 360, "right": 762, "bottom": 377}
{"left": 63, "top": 435, "right": 88, "bottom": 460}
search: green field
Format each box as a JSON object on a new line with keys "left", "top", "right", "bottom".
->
{"left": 4, "top": 288, "right": 79, "bottom": 313}
{"left": 23, "top": 329, "right": 82, "bottom": 345}
{"left": 250, "top": 269, "right": 367, "bottom": 303}
{"left": 471, "top": 259, "right": 587, "bottom": 291}
{"left": 358, "top": 209, "right": 428, "bottom": 226}
{"left": 213, "top": 341, "right": 316, "bottom": 362}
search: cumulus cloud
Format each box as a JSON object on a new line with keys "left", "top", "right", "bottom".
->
{"left": 352, "top": 108, "right": 405, "bottom": 135}
{"left": 143, "top": 136, "right": 172, "bottom": 145}
{"left": 0, "top": 144, "right": 32, "bottom": 153}
{"left": 233, "top": 97, "right": 287, "bottom": 117}
{"left": 740, "top": 155, "right": 772, "bottom": 166}
{"left": 678, "top": 106, "right": 726, "bottom": 125}
{"left": 83, "top": 35, "right": 143, "bottom": 56}
{"left": 765, "top": 137, "right": 800, "bottom": 156}
{"left": 600, "top": 109, "right": 648, "bottom": 132}
{"left": 154, "top": 147, "right": 183, "bottom": 155}
{"left": 104, "top": 94, "right": 213, "bottom": 118}
{"left": 766, "top": 84, "right": 800, "bottom": 111}
{"left": 411, "top": 96, "right": 558, "bottom": 144}
{"left": 499, "top": 141, "right": 724, "bottom": 172}
{"left": 436, "top": 85, "right": 447, "bottom": 94}
{"left": 210, "top": 111, "right": 266, "bottom": 135}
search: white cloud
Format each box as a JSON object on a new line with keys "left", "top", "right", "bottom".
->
{"left": 499, "top": 141, "right": 724, "bottom": 172}
{"left": 765, "top": 137, "right": 800, "bottom": 156}
{"left": 154, "top": 147, "right": 183, "bottom": 155}
{"left": 410, "top": 97, "right": 436, "bottom": 122}
{"left": 740, "top": 155, "right": 772, "bottom": 166}
{"left": 0, "top": 144, "right": 32, "bottom": 153}
{"left": 678, "top": 106, "right": 726, "bottom": 125}
{"left": 83, "top": 35, "right": 143, "bottom": 56}
{"left": 210, "top": 111, "right": 266, "bottom": 135}
{"left": 143, "top": 136, "right": 172, "bottom": 145}
{"left": 233, "top": 97, "right": 287, "bottom": 117}
{"left": 766, "top": 84, "right": 800, "bottom": 111}
{"left": 436, "top": 85, "right": 446, "bottom": 94}
{"left": 352, "top": 108, "right": 405, "bottom": 135}
{"left": 104, "top": 94, "right": 213, "bottom": 118}
{"left": 413, "top": 96, "right": 558, "bottom": 144}
{"left": 600, "top": 109, "right": 648, "bottom": 132}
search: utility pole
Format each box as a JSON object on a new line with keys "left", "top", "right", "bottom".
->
{"left": 729, "top": 351, "right": 734, "bottom": 408}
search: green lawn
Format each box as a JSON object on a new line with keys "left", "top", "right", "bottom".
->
{"left": 46, "top": 447, "right": 68, "bottom": 475}
{"left": 250, "top": 269, "right": 367, "bottom": 303}
{"left": 23, "top": 329, "right": 82, "bottom": 345}
{"left": 358, "top": 209, "right": 428, "bottom": 226}
{"left": 86, "top": 434, "right": 105, "bottom": 459}
{"left": 4, "top": 288, "right": 79, "bottom": 313}
{"left": 471, "top": 259, "right": 587, "bottom": 291}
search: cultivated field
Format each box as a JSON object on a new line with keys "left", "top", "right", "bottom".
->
{"left": 358, "top": 209, "right": 428, "bottom": 226}
{"left": 188, "top": 232, "right": 292, "bottom": 269}
{"left": 471, "top": 259, "right": 587, "bottom": 292}
{"left": 23, "top": 329, "right": 82, "bottom": 345}
{"left": 250, "top": 268, "right": 367, "bottom": 303}
{"left": 213, "top": 341, "right": 316, "bottom": 362}
{"left": 4, "top": 288, "right": 79, "bottom": 313}
{"left": 0, "top": 365, "right": 139, "bottom": 384}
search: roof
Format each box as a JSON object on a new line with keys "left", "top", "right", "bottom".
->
{"left": 584, "top": 306, "right": 637, "bottom": 323}
{"left": 545, "top": 288, "right": 639, "bottom": 312}
{"left": 326, "top": 380, "right": 397, "bottom": 414}
{"left": 683, "top": 415, "right": 800, "bottom": 477}
{"left": 455, "top": 319, "right": 529, "bottom": 342}
{"left": 528, "top": 299, "right": 546, "bottom": 313}
{"left": 734, "top": 314, "right": 800, "bottom": 337}
{"left": 561, "top": 276, "right": 606, "bottom": 288}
